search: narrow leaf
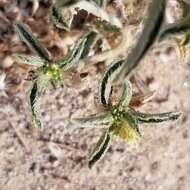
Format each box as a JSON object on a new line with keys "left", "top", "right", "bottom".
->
{"left": 30, "top": 81, "right": 41, "bottom": 128}
{"left": 71, "top": 113, "right": 113, "bottom": 128}
{"left": 16, "top": 54, "right": 46, "bottom": 67}
{"left": 134, "top": 111, "right": 182, "bottom": 123}
{"left": 89, "top": 129, "right": 113, "bottom": 168}
{"left": 58, "top": 37, "right": 87, "bottom": 70}
{"left": 118, "top": 80, "right": 132, "bottom": 109}
{"left": 119, "top": 0, "right": 166, "bottom": 80}
{"left": 81, "top": 31, "right": 100, "bottom": 58}
{"left": 100, "top": 59, "right": 125, "bottom": 107}
{"left": 51, "top": 5, "right": 73, "bottom": 31}
{"left": 181, "top": 32, "right": 190, "bottom": 46}
{"left": 15, "top": 23, "right": 52, "bottom": 61}
{"left": 30, "top": 74, "right": 50, "bottom": 129}
{"left": 159, "top": 19, "right": 190, "bottom": 41}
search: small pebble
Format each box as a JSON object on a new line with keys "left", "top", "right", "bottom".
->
{"left": 1, "top": 56, "right": 14, "bottom": 68}
{"left": 48, "top": 142, "right": 64, "bottom": 159}
{"left": 184, "top": 80, "right": 190, "bottom": 88}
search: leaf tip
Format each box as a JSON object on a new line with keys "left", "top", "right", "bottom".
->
{"left": 172, "top": 111, "right": 183, "bottom": 121}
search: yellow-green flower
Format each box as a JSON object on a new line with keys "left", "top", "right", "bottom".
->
{"left": 118, "top": 118, "right": 140, "bottom": 143}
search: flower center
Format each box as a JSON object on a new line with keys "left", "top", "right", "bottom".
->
{"left": 44, "top": 64, "right": 62, "bottom": 83}
{"left": 118, "top": 119, "right": 140, "bottom": 143}
{"left": 112, "top": 108, "right": 124, "bottom": 124}
{"left": 111, "top": 108, "right": 140, "bottom": 143}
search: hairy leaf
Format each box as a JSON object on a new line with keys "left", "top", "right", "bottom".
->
{"left": 118, "top": 80, "right": 132, "bottom": 109}
{"left": 71, "top": 113, "right": 113, "bottom": 128}
{"left": 119, "top": 0, "right": 166, "bottom": 80}
{"left": 159, "top": 19, "right": 190, "bottom": 41}
{"left": 58, "top": 37, "right": 87, "bottom": 70}
{"left": 51, "top": 5, "right": 72, "bottom": 31}
{"left": 30, "top": 74, "right": 50, "bottom": 128}
{"left": 15, "top": 23, "right": 52, "bottom": 61}
{"left": 89, "top": 129, "right": 113, "bottom": 168}
{"left": 16, "top": 54, "right": 46, "bottom": 67}
{"left": 81, "top": 31, "right": 100, "bottom": 58}
{"left": 134, "top": 111, "right": 182, "bottom": 123}
{"left": 181, "top": 32, "right": 190, "bottom": 46}
{"left": 100, "top": 59, "right": 124, "bottom": 107}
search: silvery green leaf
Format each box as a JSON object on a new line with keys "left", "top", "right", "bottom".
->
{"left": 71, "top": 113, "right": 113, "bottom": 128}
{"left": 119, "top": 0, "right": 166, "bottom": 80}
{"left": 81, "top": 31, "right": 100, "bottom": 58}
{"left": 51, "top": 5, "right": 73, "bottom": 31}
{"left": 100, "top": 59, "right": 125, "bottom": 107}
{"left": 30, "top": 81, "right": 41, "bottom": 128}
{"left": 134, "top": 111, "right": 182, "bottom": 123}
{"left": 30, "top": 74, "right": 50, "bottom": 128}
{"left": 118, "top": 80, "right": 132, "bottom": 109}
{"left": 15, "top": 23, "right": 52, "bottom": 61}
{"left": 159, "top": 18, "right": 190, "bottom": 41}
{"left": 16, "top": 54, "right": 46, "bottom": 67}
{"left": 181, "top": 32, "right": 190, "bottom": 46}
{"left": 58, "top": 37, "right": 87, "bottom": 70}
{"left": 89, "top": 129, "right": 113, "bottom": 168}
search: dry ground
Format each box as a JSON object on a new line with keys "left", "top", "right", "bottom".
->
{"left": 0, "top": 0, "right": 190, "bottom": 190}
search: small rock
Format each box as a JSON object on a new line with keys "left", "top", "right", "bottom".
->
{"left": 1, "top": 56, "right": 14, "bottom": 68}
{"left": 184, "top": 80, "right": 190, "bottom": 89}
{"left": 48, "top": 142, "right": 64, "bottom": 159}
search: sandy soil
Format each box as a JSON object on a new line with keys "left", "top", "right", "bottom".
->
{"left": 0, "top": 0, "right": 190, "bottom": 190}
